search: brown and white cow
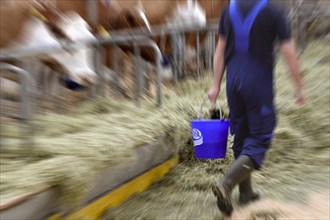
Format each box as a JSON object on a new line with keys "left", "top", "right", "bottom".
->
{"left": 100, "top": 0, "right": 226, "bottom": 94}
{"left": 53, "top": 0, "right": 228, "bottom": 98}
{"left": 53, "top": 0, "right": 227, "bottom": 66}
{"left": 51, "top": 0, "right": 225, "bottom": 62}
{"left": 0, "top": 2, "right": 98, "bottom": 102}
{"left": 1, "top": 0, "right": 227, "bottom": 102}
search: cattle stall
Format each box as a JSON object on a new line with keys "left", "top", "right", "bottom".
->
{"left": 0, "top": 17, "right": 220, "bottom": 118}
{"left": 0, "top": 30, "right": 175, "bottom": 219}
{"left": 1, "top": 1, "right": 329, "bottom": 219}
{"left": 0, "top": 15, "right": 221, "bottom": 218}
{"left": 105, "top": 20, "right": 219, "bottom": 81}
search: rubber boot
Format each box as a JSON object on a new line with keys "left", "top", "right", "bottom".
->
{"left": 212, "top": 155, "right": 255, "bottom": 216}
{"left": 238, "top": 175, "right": 260, "bottom": 205}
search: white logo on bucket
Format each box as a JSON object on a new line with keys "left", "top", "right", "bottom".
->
{"left": 192, "top": 128, "right": 203, "bottom": 146}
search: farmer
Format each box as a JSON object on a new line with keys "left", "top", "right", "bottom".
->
{"left": 208, "top": 0, "right": 305, "bottom": 216}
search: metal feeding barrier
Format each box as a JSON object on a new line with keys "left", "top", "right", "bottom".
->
{"left": 0, "top": 20, "right": 220, "bottom": 151}
{"left": 0, "top": 63, "right": 33, "bottom": 151}
{"left": 98, "top": 37, "right": 163, "bottom": 107}
{"left": 0, "top": 20, "right": 220, "bottom": 109}
{"left": 0, "top": 35, "right": 163, "bottom": 107}
{"left": 108, "top": 21, "right": 219, "bottom": 80}
{"left": 0, "top": 35, "right": 164, "bottom": 152}
{"left": 0, "top": 64, "right": 31, "bottom": 120}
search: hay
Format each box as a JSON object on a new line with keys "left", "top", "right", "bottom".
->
{"left": 0, "top": 39, "right": 328, "bottom": 216}
{"left": 0, "top": 156, "right": 95, "bottom": 208}
{"left": 232, "top": 191, "right": 330, "bottom": 220}
{"left": 102, "top": 39, "right": 330, "bottom": 219}
{"left": 0, "top": 74, "right": 224, "bottom": 205}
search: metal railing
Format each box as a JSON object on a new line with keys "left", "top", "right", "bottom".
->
{"left": 106, "top": 20, "right": 219, "bottom": 39}
{"left": 0, "top": 14, "right": 221, "bottom": 152}
{"left": 0, "top": 63, "right": 31, "bottom": 121}
{"left": 0, "top": 63, "right": 33, "bottom": 151}
{"left": 0, "top": 35, "right": 163, "bottom": 107}
{"left": 105, "top": 21, "right": 219, "bottom": 80}
{"left": 0, "top": 19, "right": 220, "bottom": 105}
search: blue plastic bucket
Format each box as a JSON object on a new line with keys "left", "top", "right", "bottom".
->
{"left": 191, "top": 101, "right": 230, "bottom": 159}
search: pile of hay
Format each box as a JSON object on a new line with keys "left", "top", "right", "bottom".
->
{"left": 232, "top": 190, "right": 330, "bottom": 220}
{"left": 1, "top": 38, "right": 328, "bottom": 218}
{"left": 102, "top": 39, "right": 330, "bottom": 219}
{"left": 0, "top": 73, "right": 224, "bottom": 206}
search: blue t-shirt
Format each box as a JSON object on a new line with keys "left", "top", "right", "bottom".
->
{"left": 218, "top": 0, "right": 291, "bottom": 70}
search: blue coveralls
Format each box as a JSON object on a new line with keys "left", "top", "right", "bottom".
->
{"left": 227, "top": 0, "right": 276, "bottom": 169}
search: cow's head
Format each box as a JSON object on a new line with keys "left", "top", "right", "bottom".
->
{"left": 169, "top": 0, "right": 206, "bottom": 28}
{"left": 52, "top": 11, "right": 98, "bottom": 87}
{"left": 19, "top": 4, "right": 98, "bottom": 88}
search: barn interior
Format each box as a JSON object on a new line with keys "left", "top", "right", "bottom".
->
{"left": 0, "top": 0, "right": 329, "bottom": 219}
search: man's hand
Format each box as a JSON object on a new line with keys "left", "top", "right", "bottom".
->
{"left": 208, "top": 85, "right": 220, "bottom": 104}
{"left": 295, "top": 89, "right": 306, "bottom": 105}
{"left": 280, "top": 40, "right": 306, "bottom": 106}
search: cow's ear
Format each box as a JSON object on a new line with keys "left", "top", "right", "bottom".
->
{"left": 33, "top": 1, "right": 51, "bottom": 17}
{"left": 33, "top": 0, "right": 57, "bottom": 14}
{"left": 33, "top": 0, "right": 47, "bottom": 10}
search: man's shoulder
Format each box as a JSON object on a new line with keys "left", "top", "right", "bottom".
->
{"left": 220, "top": 2, "right": 288, "bottom": 17}
{"left": 265, "top": 2, "right": 288, "bottom": 16}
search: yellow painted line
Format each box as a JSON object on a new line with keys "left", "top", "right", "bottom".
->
{"left": 48, "top": 213, "right": 62, "bottom": 220}
{"left": 48, "top": 155, "right": 178, "bottom": 220}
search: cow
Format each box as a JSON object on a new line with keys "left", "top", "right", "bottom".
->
{"left": 49, "top": 0, "right": 227, "bottom": 71}
{"left": 100, "top": 0, "right": 227, "bottom": 97}
{"left": 1, "top": 0, "right": 227, "bottom": 47}
{"left": 93, "top": 1, "right": 226, "bottom": 97}
{"left": 0, "top": 2, "right": 99, "bottom": 114}
{"left": 1, "top": 0, "right": 228, "bottom": 102}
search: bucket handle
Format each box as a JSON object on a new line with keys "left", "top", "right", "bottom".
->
{"left": 199, "top": 98, "right": 224, "bottom": 120}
